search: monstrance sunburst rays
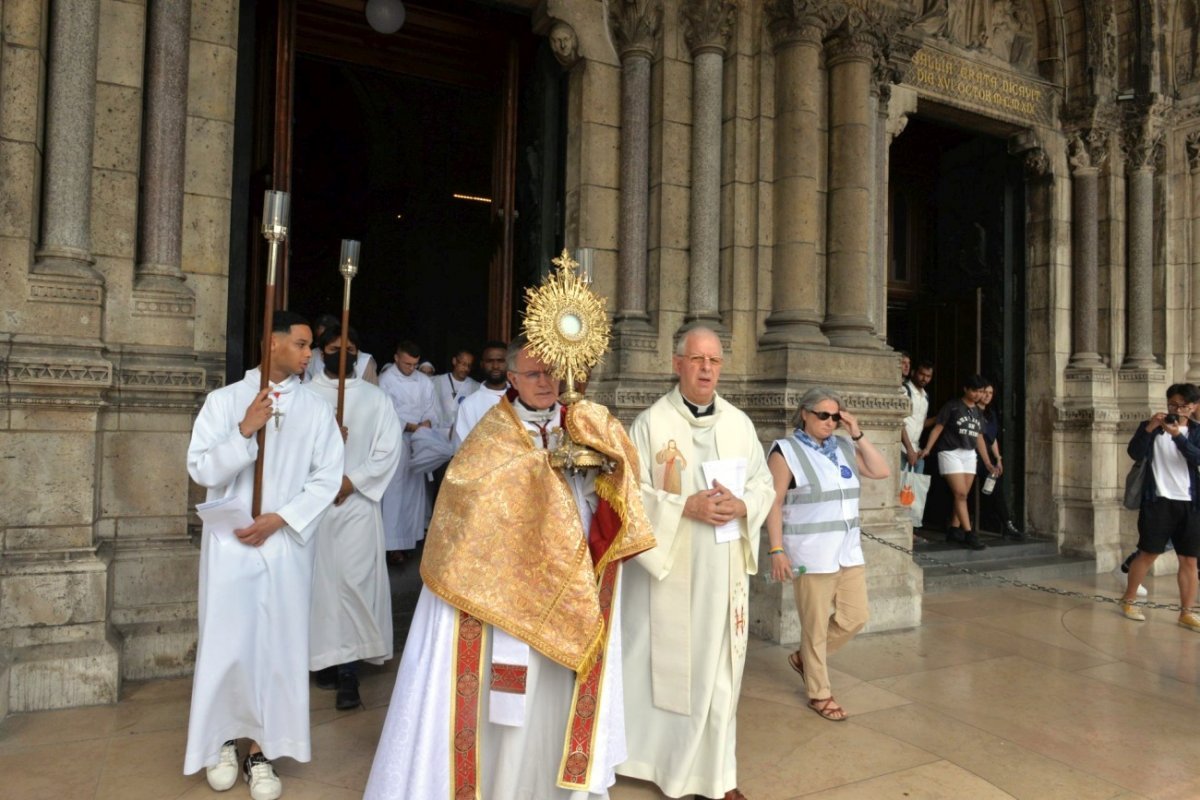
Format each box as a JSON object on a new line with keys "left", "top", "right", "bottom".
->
{"left": 522, "top": 248, "right": 610, "bottom": 398}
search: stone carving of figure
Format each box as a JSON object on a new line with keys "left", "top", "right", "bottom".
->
{"left": 549, "top": 21, "right": 579, "bottom": 69}
{"left": 914, "top": 0, "right": 992, "bottom": 50}
{"left": 988, "top": 0, "right": 1017, "bottom": 61}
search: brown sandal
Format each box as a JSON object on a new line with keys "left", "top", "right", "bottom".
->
{"left": 787, "top": 650, "right": 804, "bottom": 678}
{"left": 808, "top": 696, "right": 847, "bottom": 722}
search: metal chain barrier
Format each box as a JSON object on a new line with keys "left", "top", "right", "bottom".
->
{"left": 859, "top": 530, "right": 1187, "bottom": 613}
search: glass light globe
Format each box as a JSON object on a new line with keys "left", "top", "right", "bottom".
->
{"left": 366, "top": 0, "right": 406, "bottom": 34}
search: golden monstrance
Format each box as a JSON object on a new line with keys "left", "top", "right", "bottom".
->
{"left": 522, "top": 248, "right": 612, "bottom": 472}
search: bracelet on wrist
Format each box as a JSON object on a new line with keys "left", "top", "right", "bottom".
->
{"left": 768, "top": 547, "right": 785, "bottom": 555}
{"left": 852, "top": 431, "right": 865, "bottom": 441}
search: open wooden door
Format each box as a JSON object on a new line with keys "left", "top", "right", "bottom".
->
{"left": 488, "top": 41, "right": 520, "bottom": 343}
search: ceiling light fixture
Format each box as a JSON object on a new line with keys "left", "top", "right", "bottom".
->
{"left": 452, "top": 193, "right": 492, "bottom": 204}
{"left": 365, "top": 0, "right": 406, "bottom": 34}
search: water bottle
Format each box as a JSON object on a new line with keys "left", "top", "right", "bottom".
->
{"left": 982, "top": 473, "right": 997, "bottom": 495}
{"left": 766, "top": 565, "right": 807, "bottom": 583}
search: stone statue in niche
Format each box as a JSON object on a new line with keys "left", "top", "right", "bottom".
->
{"left": 549, "top": 21, "right": 579, "bottom": 69}
{"left": 912, "top": 0, "right": 1036, "bottom": 72}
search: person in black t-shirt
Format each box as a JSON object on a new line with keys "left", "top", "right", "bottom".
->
{"left": 919, "top": 374, "right": 999, "bottom": 550}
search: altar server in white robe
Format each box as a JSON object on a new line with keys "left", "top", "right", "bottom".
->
{"left": 618, "top": 326, "right": 774, "bottom": 800}
{"left": 184, "top": 311, "right": 344, "bottom": 800}
{"left": 363, "top": 338, "right": 656, "bottom": 800}
{"left": 432, "top": 348, "right": 479, "bottom": 428}
{"left": 304, "top": 313, "right": 378, "bottom": 385}
{"left": 378, "top": 340, "right": 436, "bottom": 553}
{"left": 453, "top": 340, "right": 509, "bottom": 447}
{"left": 307, "top": 324, "right": 403, "bottom": 711}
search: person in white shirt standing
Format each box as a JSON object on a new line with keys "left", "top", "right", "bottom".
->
{"left": 432, "top": 348, "right": 478, "bottom": 429}
{"left": 184, "top": 310, "right": 344, "bottom": 800}
{"left": 379, "top": 340, "right": 437, "bottom": 561}
{"left": 1120, "top": 382, "right": 1200, "bottom": 630}
{"left": 901, "top": 360, "right": 934, "bottom": 472}
{"left": 307, "top": 324, "right": 403, "bottom": 710}
{"left": 454, "top": 341, "right": 509, "bottom": 446}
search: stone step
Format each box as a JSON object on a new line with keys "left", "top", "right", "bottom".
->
{"left": 914, "top": 534, "right": 1059, "bottom": 562}
{"left": 920, "top": 553, "right": 1097, "bottom": 593}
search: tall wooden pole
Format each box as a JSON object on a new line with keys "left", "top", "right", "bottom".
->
{"left": 253, "top": 190, "right": 290, "bottom": 517}
{"left": 335, "top": 239, "right": 360, "bottom": 426}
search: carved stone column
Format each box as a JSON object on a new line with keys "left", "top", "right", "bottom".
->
{"left": 136, "top": 2, "right": 193, "bottom": 295}
{"left": 1188, "top": 132, "right": 1200, "bottom": 380}
{"left": 681, "top": 0, "right": 736, "bottom": 329}
{"left": 822, "top": 9, "right": 887, "bottom": 348}
{"left": 1123, "top": 117, "right": 1162, "bottom": 369}
{"left": 32, "top": 0, "right": 102, "bottom": 283}
{"left": 760, "top": 1, "right": 841, "bottom": 346}
{"left": 609, "top": 0, "right": 662, "bottom": 329}
{"left": 1068, "top": 130, "right": 1106, "bottom": 369}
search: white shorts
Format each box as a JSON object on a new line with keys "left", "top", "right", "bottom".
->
{"left": 938, "top": 448, "right": 977, "bottom": 475}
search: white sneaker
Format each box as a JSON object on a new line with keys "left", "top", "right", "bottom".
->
{"left": 243, "top": 753, "right": 283, "bottom": 800}
{"left": 206, "top": 740, "right": 239, "bottom": 791}
{"left": 1112, "top": 566, "right": 1148, "bottom": 597}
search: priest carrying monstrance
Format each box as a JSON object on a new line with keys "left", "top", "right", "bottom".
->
{"left": 363, "top": 251, "right": 656, "bottom": 800}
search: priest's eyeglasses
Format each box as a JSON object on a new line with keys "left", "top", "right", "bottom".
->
{"left": 684, "top": 354, "right": 724, "bottom": 367}
{"left": 516, "top": 369, "right": 555, "bottom": 381}
{"left": 806, "top": 410, "right": 842, "bottom": 422}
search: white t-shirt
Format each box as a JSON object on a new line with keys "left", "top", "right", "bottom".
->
{"left": 1152, "top": 425, "right": 1192, "bottom": 501}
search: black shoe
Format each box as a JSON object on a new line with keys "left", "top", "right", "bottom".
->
{"left": 314, "top": 666, "right": 337, "bottom": 690}
{"left": 945, "top": 526, "right": 964, "bottom": 545}
{"left": 336, "top": 675, "right": 361, "bottom": 710}
{"left": 1002, "top": 521, "right": 1026, "bottom": 541}
{"left": 964, "top": 531, "right": 987, "bottom": 550}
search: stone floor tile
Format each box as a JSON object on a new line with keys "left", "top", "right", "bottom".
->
{"left": 0, "top": 703, "right": 119, "bottom": 752}
{"left": 94, "top": 728, "right": 202, "bottom": 800}
{"left": 827, "top": 623, "right": 1010, "bottom": 682}
{"left": 870, "top": 654, "right": 1200, "bottom": 797}
{"left": 1074, "top": 660, "right": 1200, "bottom": 709}
{"left": 0, "top": 738, "right": 109, "bottom": 799}
{"left": 795, "top": 758, "right": 1015, "bottom": 799}
{"left": 936, "top": 617, "right": 1116, "bottom": 672}
{"left": 119, "top": 676, "right": 194, "bottom": 704}
{"left": 854, "top": 702, "right": 1129, "bottom": 799}
{"left": 730, "top": 694, "right": 940, "bottom": 798}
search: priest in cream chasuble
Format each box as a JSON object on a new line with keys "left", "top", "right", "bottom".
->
{"left": 618, "top": 326, "right": 774, "bottom": 800}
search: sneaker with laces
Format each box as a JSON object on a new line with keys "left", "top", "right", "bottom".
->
{"left": 243, "top": 753, "right": 282, "bottom": 800}
{"left": 1120, "top": 601, "right": 1146, "bottom": 621}
{"left": 1179, "top": 613, "right": 1200, "bottom": 632}
{"left": 206, "top": 740, "right": 239, "bottom": 791}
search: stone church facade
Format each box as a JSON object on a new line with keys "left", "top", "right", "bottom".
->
{"left": 1, "top": 0, "right": 1195, "bottom": 716}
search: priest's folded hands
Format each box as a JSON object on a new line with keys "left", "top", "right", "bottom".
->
{"left": 682, "top": 479, "right": 747, "bottom": 525}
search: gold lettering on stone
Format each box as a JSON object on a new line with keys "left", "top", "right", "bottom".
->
{"left": 908, "top": 47, "right": 1054, "bottom": 126}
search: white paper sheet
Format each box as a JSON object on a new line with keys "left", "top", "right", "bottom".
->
{"left": 196, "top": 495, "right": 254, "bottom": 544}
{"left": 702, "top": 457, "right": 747, "bottom": 543}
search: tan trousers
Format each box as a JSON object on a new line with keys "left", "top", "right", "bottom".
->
{"left": 791, "top": 565, "right": 868, "bottom": 700}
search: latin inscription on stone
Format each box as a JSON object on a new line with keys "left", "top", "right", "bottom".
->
{"left": 908, "top": 46, "right": 1055, "bottom": 127}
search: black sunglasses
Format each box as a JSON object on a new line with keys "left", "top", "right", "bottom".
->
{"left": 806, "top": 410, "right": 841, "bottom": 422}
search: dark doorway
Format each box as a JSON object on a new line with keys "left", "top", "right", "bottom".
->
{"left": 229, "top": 0, "right": 565, "bottom": 375}
{"left": 887, "top": 114, "right": 1027, "bottom": 534}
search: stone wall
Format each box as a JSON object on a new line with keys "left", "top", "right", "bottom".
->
{"left": 0, "top": 0, "right": 238, "bottom": 714}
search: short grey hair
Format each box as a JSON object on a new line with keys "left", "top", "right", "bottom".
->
{"left": 674, "top": 325, "right": 723, "bottom": 357}
{"left": 506, "top": 334, "right": 530, "bottom": 371}
{"left": 792, "top": 386, "right": 843, "bottom": 428}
